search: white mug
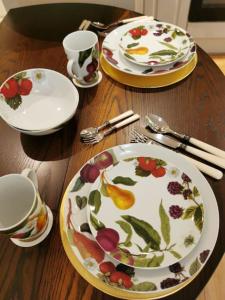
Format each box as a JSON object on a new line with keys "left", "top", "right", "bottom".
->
{"left": 63, "top": 30, "right": 100, "bottom": 86}
{"left": 0, "top": 169, "right": 53, "bottom": 246}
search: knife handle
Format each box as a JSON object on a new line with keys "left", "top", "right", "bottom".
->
{"left": 179, "top": 153, "right": 223, "bottom": 180}
{"left": 189, "top": 137, "right": 225, "bottom": 159}
{"left": 184, "top": 145, "right": 225, "bottom": 169}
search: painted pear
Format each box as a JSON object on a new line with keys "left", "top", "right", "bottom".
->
{"left": 125, "top": 47, "right": 149, "bottom": 55}
{"left": 106, "top": 184, "right": 135, "bottom": 210}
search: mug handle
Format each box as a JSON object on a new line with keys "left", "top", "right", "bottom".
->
{"left": 21, "top": 168, "right": 38, "bottom": 190}
{"left": 67, "top": 59, "right": 76, "bottom": 78}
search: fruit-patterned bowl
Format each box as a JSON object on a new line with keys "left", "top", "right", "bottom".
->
{"left": 0, "top": 69, "right": 79, "bottom": 134}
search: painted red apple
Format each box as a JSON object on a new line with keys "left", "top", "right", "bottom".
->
{"left": 94, "top": 151, "right": 113, "bottom": 170}
{"left": 18, "top": 78, "right": 33, "bottom": 95}
{"left": 0, "top": 78, "right": 19, "bottom": 99}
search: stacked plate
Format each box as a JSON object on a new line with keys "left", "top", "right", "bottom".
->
{"left": 100, "top": 20, "right": 197, "bottom": 88}
{"left": 0, "top": 69, "right": 79, "bottom": 135}
{"left": 60, "top": 143, "right": 219, "bottom": 299}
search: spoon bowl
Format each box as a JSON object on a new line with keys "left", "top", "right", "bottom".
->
{"left": 145, "top": 114, "right": 171, "bottom": 134}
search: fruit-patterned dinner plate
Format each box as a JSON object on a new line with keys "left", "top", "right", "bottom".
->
{"left": 102, "top": 20, "right": 196, "bottom": 77}
{"left": 60, "top": 143, "right": 219, "bottom": 299}
{"left": 86, "top": 147, "right": 204, "bottom": 269}
{"left": 119, "top": 21, "right": 191, "bottom": 67}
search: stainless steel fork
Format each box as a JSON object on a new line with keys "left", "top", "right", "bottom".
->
{"left": 81, "top": 114, "right": 140, "bottom": 144}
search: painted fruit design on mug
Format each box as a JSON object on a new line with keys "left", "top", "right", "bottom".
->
{"left": 0, "top": 72, "right": 32, "bottom": 110}
{"left": 78, "top": 43, "right": 99, "bottom": 83}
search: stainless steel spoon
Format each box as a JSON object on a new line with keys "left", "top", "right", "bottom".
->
{"left": 146, "top": 114, "right": 225, "bottom": 158}
{"left": 91, "top": 15, "right": 154, "bottom": 31}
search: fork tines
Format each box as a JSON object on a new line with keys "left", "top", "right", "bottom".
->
{"left": 130, "top": 129, "right": 149, "bottom": 143}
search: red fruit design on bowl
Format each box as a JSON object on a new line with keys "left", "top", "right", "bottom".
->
{"left": 99, "top": 261, "right": 116, "bottom": 275}
{"left": 80, "top": 163, "right": 100, "bottom": 183}
{"left": 94, "top": 151, "right": 113, "bottom": 170}
{"left": 152, "top": 166, "right": 166, "bottom": 178}
{"left": 0, "top": 78, "right": 19, "bottom": 99}
{"left": 96, "top": 228, "right": 119, "bottom": 252}
{"left": 18, "top": 78, "right": 33, "bottom": 95}
{"left": 138, "top": 157, "right": 156, "bottom": 172}
{"left": 109, "top": 271, "right": 133, "bottom": 288}
{"left": 129, "top": 26, "right": 148, "bottom": 40}
{"left": 0, "top": 72, "right": 33, "bottom": 110}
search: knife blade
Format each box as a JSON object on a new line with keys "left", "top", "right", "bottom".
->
{"left": 135, "top": 127, "right": 225, "bottom": 169}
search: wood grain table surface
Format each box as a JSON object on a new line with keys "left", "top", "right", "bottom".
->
{"left": 0, "top": 3, "right": 224, "bottom": 300}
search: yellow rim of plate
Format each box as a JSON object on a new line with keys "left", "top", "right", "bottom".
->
{"left": 59, "top": 182, "right": 201, "bottom": 300}
{"left": 100, "top": 53, "right": 197, "bottom": 88}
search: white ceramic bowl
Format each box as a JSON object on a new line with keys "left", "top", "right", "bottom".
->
{"left": 0, "top": 68, "right": 79, "bottom": 133}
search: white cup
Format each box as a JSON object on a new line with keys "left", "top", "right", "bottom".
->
{"left": 63, "top": 30, "right": 100, "bottom": 86}
{"left": 0, "top": 169, "right": 53, "bottom": 246}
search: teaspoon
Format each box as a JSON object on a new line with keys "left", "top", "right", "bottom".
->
{"left": 146, "top": 114, "right": 225, "bottom": 158}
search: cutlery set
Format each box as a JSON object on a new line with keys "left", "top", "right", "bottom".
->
{"left": 80, "top": 112, "right": 224, "bottom": 180}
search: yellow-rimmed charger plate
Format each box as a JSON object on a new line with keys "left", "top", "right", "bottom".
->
{"left": 100, "top": 53, "right": 197, "bottom": 88}
{"left": 59, "top": 144, "right": 218, "bottom": 300}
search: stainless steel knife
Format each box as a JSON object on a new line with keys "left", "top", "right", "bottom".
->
{"left": 136, "top": 127, "right": 225, "bottom": 169}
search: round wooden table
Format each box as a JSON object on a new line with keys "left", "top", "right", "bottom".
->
{"left": 0, "top": 4, "right": 224, "bottom": 300}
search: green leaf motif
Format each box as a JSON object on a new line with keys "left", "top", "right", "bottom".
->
{"left": 122, "top": 215, "right": 161, "bottom": 250}
{"left": 193, "top": 186, "right": 200, "bottom": 197}
{"left": 14, "top": 72, "right": 27, "bottom": 80}
{"left": 135, "top": 166, "right": 150, "bottom": 177}
{"left": 148, "top": 254, "right": 164, "bottom": 267}
{"left": 127, "top": 42, "right": 139, "bottom": 48}
{"left": 159, "top": 41, "right": 178, "bottom": 50}
{"left": 169, "top": 249, "right": 182, "bottom": 260}
{"left": 90, "top": 213, "right": 105, "bottom": 231}
{"left": 123, "top": 157, "right": 136, "bottom": 162}
{"left": 6, "top": 94, "right": 22, "bottom": 110}
{"left": 124, "top": 53, "right": 136, "bottom": 60}
{"left": 112, "top": 176, "right": 137, "bottom": 186}
{"left": 175, "top": 29, "right": 185, "bottom": 36}
{"left": 172, "top": 31, "right": 177, "bottom": 39}
{"left": 189, "top": 257, "right": 201, "bottom": 276}
{"left": 88, "top": 190, "right": 101, "bottom": 214}
{"left": 100, "top": 180, "right": 109, "bottom": 197}
{"left": 116, "top": 220, "right": 132, "bottom": 247}
{"left": 156, "top": 159, "right": 167, "bottom": 167}
{"left": 159, "top": 200, "right": 170, "bottom": 245}
{"left": 194, "top": 205, "right": 204, "bottom": 232}
{"left": 70, "top": 177, "right": 85, "bottom": 192}
{"left": 78, "top": 48, "right": 92, "bottom": 68}
{"left": 182, "top": 206, "right": 196, "bottom": 219}
{"left": 184, "top": 234, "right": 195, "bottom": 247}
{"left": 131, "top": 281, "right": 157, "bottom": 291}
{"left": 75, "top": 196, "right": 87, "bottom": 210}
{"left": 150, "top": 50, "right": 177, "bottom": 56}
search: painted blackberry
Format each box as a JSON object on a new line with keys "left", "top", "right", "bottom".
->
{"left": 160, "top": 278, "right": 180, "bottom": 289}
{"left": 182, "top": 173, "right": 191, "bottom": 183}
{"left": 167, "top": 182, "right": 183, "bottom": 195}
{"left": 183, "top": 189, "right": 192, "bottom": 199}
{"left": 169, "top": 205, "right": 183, "bottom": 219}
{"left": 200, "top": 250, "right": 210, "bottom": 263}
{"left": 116, "top": 264, "right": 135, "bottom": 277}
{"left": 169, "top": 263, "right": 183, "bottom": 273}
